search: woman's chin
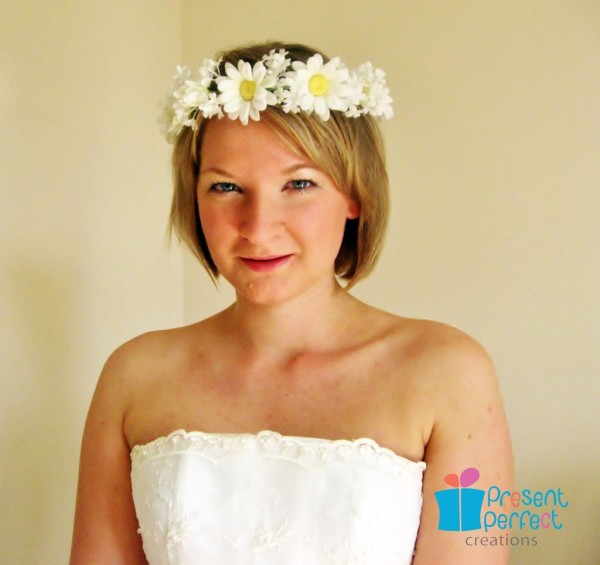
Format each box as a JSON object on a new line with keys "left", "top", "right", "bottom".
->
{"left": 234, "top": 281, "right": 300, "bottom": 306}
{"left": 231, "top": 273, "right": 335, "bottom": 308}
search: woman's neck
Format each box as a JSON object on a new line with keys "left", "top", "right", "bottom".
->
{"left": 220, "top": 278, "right": 363, "bottom": 361}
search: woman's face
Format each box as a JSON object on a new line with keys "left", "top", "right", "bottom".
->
{"left": 197, "top": 118, "right": 359, "bottom": 305}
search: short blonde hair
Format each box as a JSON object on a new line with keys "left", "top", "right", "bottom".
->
{"left": 169, "top": 41, "right": 389, "bottom": 288}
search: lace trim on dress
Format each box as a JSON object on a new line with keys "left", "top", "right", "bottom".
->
{"left": 130, "top": 429, "right": 426, "bottom": 475}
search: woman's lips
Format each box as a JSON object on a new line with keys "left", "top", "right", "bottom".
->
{"left": 240, "top": 255, "right": 292, "bottom": 272}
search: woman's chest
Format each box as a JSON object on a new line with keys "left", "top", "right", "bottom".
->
{"left": 126, "top": 345, "right": 430, "bottom": 461}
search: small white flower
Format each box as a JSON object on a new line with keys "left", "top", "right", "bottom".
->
{"left": 180, "top": 80, "right": 208, "bottom": 109}
{"left": 279, "top": 73, "right": 303, "bottom": 114}
{"left": 160, "top": 66, "right": 193, "bottom": 142}
{"left": 262, "top": 50, "right": 291, "bottom": 103}
{"left": 161, "top": 60, "right": 223, "bottom": 140}
{"left": 198, "top": 91, "right": 222, "bottom": 119}
{"left": 197, "top": 57, "right": 220, "bottom": 85}
{"left": 217, "top": 60, "right": 277, "bottom": 125}
{"left": 159, "top": 103, "right": 184, "bottom": 143}
{"left": 285, "top": 54, "right": 352, "bottom": 120}
{"left": 262, "top": 49, "right": 291, "bottom": 76}
{"left": 178, "top": 59, "right": 219, "bottom": 116}
{"left": 344, "top": 103, "right": 363, "bottom": 118}
{"left": 343, "top": 71, "right": 366, "bottom": 118}
{"left": 351, "top": 62, "right": 393, "bottom": 119}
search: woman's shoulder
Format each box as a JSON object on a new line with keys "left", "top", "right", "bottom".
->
{"left": 104, "top": 326, "right": 188, "bottom": 370}
{"left": 372, "top": 311, "right": 496, "bottom": 385}
{"left": 98, "top": 321, "right": 214, "bottom": 388}
{"left": 398, "top": 319, "right": 499, "bottom": 420}
{"left": 90, "top": 323, "right": 214, "bottom": 425}
{"left": 404, "top": 317, "right": 490, "bottom": 359}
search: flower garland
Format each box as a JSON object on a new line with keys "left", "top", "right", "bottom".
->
{"left": 161, "top": 49, "right": 393, "bottom": 142}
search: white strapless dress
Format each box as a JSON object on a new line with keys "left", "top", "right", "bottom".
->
{"left": 131, "top": 430, "right": 425, "bottom": 565}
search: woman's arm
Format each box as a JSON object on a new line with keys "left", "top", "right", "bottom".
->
{"left": 70, "top": 348, "right": 147, "bottom": 564}
{"left": 412, "top": 332, "right": 513, "bottom": 564}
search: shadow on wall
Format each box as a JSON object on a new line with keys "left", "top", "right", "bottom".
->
{"left": 0, "top": 254, "right": 83, "bottom": 564}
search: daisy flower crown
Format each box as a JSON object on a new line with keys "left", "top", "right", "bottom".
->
{"left": 161, "top": 48, "right": 393, "bottom": 143}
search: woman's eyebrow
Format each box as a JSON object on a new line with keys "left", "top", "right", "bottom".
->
{"left": 199, "top": 166, "right": 233, "bottom": 176}
{"left": 200, "top": 163, "right": 320, "bottom": 176}
{"left": 281, "top": 162, "right": 320, "bottom": 174}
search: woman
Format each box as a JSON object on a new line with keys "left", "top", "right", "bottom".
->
{"left": 71, "top": 42, "right": 512, "bottom": 564}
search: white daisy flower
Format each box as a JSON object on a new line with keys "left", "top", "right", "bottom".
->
{"left": 286, "top": 54, "right": 352, "bottom": 120}
{"left": 217, "top": 60, "right": 277, "bottom": 125}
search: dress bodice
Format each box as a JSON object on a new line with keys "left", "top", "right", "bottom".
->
{"left": 130, "top": 429, "right": 425, "bottom": 565}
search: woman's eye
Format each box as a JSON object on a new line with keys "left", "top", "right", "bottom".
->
{"left": 210, "top": 182, "right": 239, "bottom": 193}
{"left": 286, "top": 179, "right": 315, "bottom": 191}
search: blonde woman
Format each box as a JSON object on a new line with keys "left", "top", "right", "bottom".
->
{"left": 71, "top": 42, "right": 512, "bottom": 564}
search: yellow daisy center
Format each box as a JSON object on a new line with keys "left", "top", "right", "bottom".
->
{"left": 239, "top": 80, "right": 256, "bottom": 101}
{"left": 309, "top": 74, "right": 329, "bottom": 96}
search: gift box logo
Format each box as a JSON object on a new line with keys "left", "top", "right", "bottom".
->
{"left": 435, "top": 467, "right": 485, "bottom": 531}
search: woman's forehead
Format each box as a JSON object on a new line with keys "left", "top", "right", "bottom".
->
{"left": 200, "top": 118, "right": 318, "bottom": 173}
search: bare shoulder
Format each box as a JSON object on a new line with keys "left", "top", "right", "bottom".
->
{"left": 378, "top": 314, "right": 496, "bottom": 387}
{"left": 96, "top": 324, "right": 203, "bottom": 403}
{"left": 388, "top": 317, "right": 504, "bottom": 442}
{"left": 410, "top": 320, "right": 505, "bottom": 437}
{"left": 70, "top": 324, "right": 204, "bottom": 563}
{"left": 412, "top": 319, "right": 495, "bottom": 382}
{"left": 103, "top": 326, "right": 191, "bottom": 379}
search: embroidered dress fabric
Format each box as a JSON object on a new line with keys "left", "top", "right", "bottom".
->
{"left": 131, "top": 430, "right": 425, "bottom": 565}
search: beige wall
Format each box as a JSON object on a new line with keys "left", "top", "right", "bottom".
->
{"left": 0, "top": 1, "right": 182, "bottom": 563}
{"left": 181, "top": 1, "right": 599, "bottom": 564}
{"left": 1, "top": 0, "right": 598, "bottom": 563}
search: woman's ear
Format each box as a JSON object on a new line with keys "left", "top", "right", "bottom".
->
{"left": 346, "top": 199, "right": 360, "bottom": 220}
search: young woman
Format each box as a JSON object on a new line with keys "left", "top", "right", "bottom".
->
{"left": 71, "top": 42, "right": 512, "bottom": 564}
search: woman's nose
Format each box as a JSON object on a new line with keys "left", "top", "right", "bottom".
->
{"left": 238, "top": 192, "right": 281, "bottom": 243}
